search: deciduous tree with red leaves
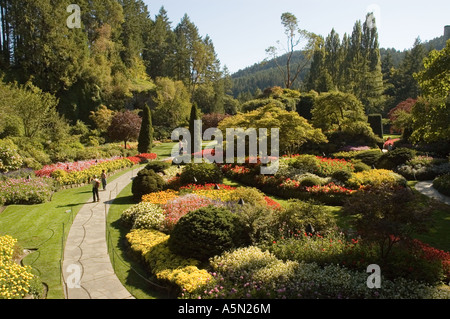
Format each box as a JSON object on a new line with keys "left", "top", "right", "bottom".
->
{"left": 108, "top": 110, "right": 142, "bottom": 149}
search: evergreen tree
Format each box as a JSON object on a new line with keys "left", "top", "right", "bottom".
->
{"left": 138, "top": 104, "right": 153, "bottom": 154}
{"left": 189, "top": 103, "right": 202, "bottom": 153}
{"left": 143, "top": 6, "right": 175, "bottom": 79}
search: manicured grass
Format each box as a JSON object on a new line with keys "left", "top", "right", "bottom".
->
{"left": 0, "top": 185, "right": 93, "bottom": 299}
{"left": 152, "top": 142, "right": 177, "bottom": 159}
{"left": 0, "top": 166, "right": 139, "bottom": 299}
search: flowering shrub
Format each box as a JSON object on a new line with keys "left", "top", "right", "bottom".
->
{"left": 0, "top": 235, "right": 34, "bottom": 299}
{"left": 347, "top": 169, "right": 407, "bottom": 189}
{"left": 286, "top": 155, "right": 354, "bottom": 177}
{"left": 411, "top": 240, "right": 450, "bottom": 282}
{"left": 162, "top": 194, "right": 219, "bottom": 232}
{"left": 0, "top": 177, "right": 55, "bottom": 205}
{"left": 0, "top": 139, "right": 23, "bottom": 173}
{"left": 121, "top": 202, "right": 165, "bottom": 230}
{"left": 126, "top": 229, "right": 212, "bottom": 293}
{"left": 183, "top": 246, "right": 298, "bottom": 299}
{"left": 315, "top": 157, "right": 355, "bottom": 177}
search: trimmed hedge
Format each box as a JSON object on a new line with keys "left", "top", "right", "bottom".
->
{"left": 168, "top": 206, "right": 245, "bottom": 261}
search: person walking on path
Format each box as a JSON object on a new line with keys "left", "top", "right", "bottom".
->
{"left": 91, "top": 175, "right": 100, "bottom": 202}
{"left": 101, "top": 170, "right": 107, "bottom": 190}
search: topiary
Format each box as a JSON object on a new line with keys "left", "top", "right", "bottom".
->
{"left": 299, "top": 176, "right": 324, "bottom": 187}
{"left": 331, "top": 170, "right": 353, "bottom": 184}
{"left": 131, "top": 169, "right": 166, "bottom": 202}
{"left": 377, "top": 147, "right": 416, "bottom": 170}
{"left": 168, "top": 206, "right": 245, "bottom": 261}
{"left": 351, "top": 160, "right": 372, "bottom": 172}
{"left": 144, "top": 161, "right": 171, "bottom": 174}
{"left": 179, "top": 162, "right": 223, "bottom": 185}
{"left": 353, "top": 149, "right": 383, "bottom": 167}
{"left": 289, "top": 155, "right": 320, "bottom": 173}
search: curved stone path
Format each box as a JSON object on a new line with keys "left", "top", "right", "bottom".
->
{"left": 415, "top": 181, "right": 450, "bottom": 206}
{"left": 62, "top": 168, "right": 140, "bottom": 299}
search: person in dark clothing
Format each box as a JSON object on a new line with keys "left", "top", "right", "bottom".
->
{"left": 101, "top": 170, "right": 107, "bottom": 190}
{"left": 91, "top": 176, "right": 100, "bottom": 202}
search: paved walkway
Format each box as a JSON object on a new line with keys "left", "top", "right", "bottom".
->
{"left": 62, "top": 168, "right": 140, "bottom": 299}
{"left": 415, "top": 181, "right": 450, "bottom": 206}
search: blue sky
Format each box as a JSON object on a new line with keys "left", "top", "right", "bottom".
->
{"left": 143, "top": 0, "right": 450, "bottom": 73}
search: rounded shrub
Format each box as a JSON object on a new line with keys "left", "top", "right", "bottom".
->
{"left": 378, "top": 147, "right": 416, "bottom": 170}
{"left": 351, "top": 160, "right": 372, "bottom": 172}
{"left": 289, "top": 155, "right": 320, "bottom": 173}
{"left": 299, "top": 176, "right": 324, "bottom": 187}
{"left": 353, "top": 149, "right": 383, "bottom": 167}
{"left": 121, "top": 202, "right": 164, "bottom": 229}
{"left": 179, "top": 162, "right": 223, "bottom": 185}
{"left": 332, "top": 170, "right": 353, "bottom": 184}
{"left": 131, "top": 168, "right": 166, "bottom": 201}
{"left": 433, "top": 173, "right": 450, "bottom": 197}
{"left": 145, "top": 161, "right": 171, "bottom": 174}
{"left": 168, "top": 206, "right": 245, "bottom": 261}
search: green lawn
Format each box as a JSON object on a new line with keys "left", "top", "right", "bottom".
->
{"left": 152, "top": 142, "right": 177, "bottom": 159}
{"left": 0, "top": 166, "right": 139, "bottom": 299}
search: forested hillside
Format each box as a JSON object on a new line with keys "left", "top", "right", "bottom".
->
{"left": 232, "top": 29, "right": 446, "bottom": 114}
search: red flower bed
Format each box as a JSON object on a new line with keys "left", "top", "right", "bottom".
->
{"left": 35, "top": 157, "right": 121, "bottom": 177}
{"left": 180, "top": 183, "right": 236, "bottom": 192}
{"left": 126, "top": 153, "right": 158, "bottom": 164}
{"left": 305, "top": 183, "right": 356, "bottom": 196}
{"left": 412, "top": 239, "right": 450, "bottom": 280}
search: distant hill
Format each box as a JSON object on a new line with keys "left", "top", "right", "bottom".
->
{"left": 231, "top": 35, "right": 446, "bottom": 99}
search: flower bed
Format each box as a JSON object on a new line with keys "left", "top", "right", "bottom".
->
{"left": 34, "top": 153, "right": 157, "bottom": 186}
{"left": 347, "top": 169, "right": 407, "bottom": 189}
{"left": 36, "top": 158, "right": 135, "bottom": 186}
{"left": 0, "top": 177, "right": 55, "bottom": 205}
{"left": 0, "top": 235, "right": 34, "bottom": 299}
{"left": 120, "top": 161, "right": 450, "bottom": 299}
{"left": 126, "top": 229, "right": 212, "bottom": 294}
{"left": 182, "top": 245, "right": 450, "bottom": 299}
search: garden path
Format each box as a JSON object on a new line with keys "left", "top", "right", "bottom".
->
{"left": 62, "top": 168, "right": 139, "bottom": 299}
{"left": 415, "top": 181, "right": 450, "bottom": 206}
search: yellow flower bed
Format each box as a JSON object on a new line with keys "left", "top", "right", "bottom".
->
{"left": 0, "top": 235, "right": 34, "bottom": 299}
{"left": 126, "top": 229, "right": 212, "bottom": 293}
{"left": 348, "top": 169, "right": 407, "bottom": 188}
{"left": 141, "top": 190, "right": 180, "bottom": 205}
